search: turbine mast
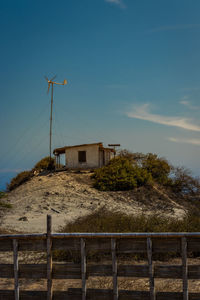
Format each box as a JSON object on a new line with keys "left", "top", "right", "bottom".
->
{"left": 45, "top": 76, "right": 67, "bottom": 165}
{"left": 49, "top": 83, "right": 54, "bottom": 160}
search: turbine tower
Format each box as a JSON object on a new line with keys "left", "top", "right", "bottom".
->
{"left": 45, "top": 76, "right": 67, "bottom": 164}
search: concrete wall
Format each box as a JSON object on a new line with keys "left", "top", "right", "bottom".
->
{"left": 65, "top": 144, "right": 100, "bottom": 169}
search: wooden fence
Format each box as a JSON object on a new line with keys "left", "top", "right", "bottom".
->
{"left": 0, "top": 215, "right": 200, "bottom": 299}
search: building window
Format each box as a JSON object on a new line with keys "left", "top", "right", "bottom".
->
{"left": 78, "top": 151, "right": 86, "bottom": 163}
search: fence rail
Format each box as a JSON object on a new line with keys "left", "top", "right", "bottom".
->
{"left": 0, "top": 215, "right": 200, "bottom": 299}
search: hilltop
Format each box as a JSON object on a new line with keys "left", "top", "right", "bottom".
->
{"left": 0, "top": 170, "right": 192, "bottom": 233}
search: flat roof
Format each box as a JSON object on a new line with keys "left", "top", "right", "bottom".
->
{"left": 53, "top": 142, "right": 103, "bottom": 155}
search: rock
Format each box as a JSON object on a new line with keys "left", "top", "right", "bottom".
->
{"left": 19, "top": 216, "right": 28, "bottom": 221}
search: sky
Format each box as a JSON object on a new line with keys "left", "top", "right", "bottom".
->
{"left": 0, "top": 0, "right": 200, "bottom": 190}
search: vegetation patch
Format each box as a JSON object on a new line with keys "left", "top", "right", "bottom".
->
{"left": 92, "top": 156, "right": 152, "bottom": 191}
{"left": 53, "top": 210, "right": 200, "bottom": 262}
{"left": 61, "top": 209, "right": 200, "bottom": 233}
{"left": 33, "top": 156, "right": 55, "bottom": 171}
{"left": 92, "top": 150, "right": 200, "bottom": 193}
{"left": 7, "top": 170, "right": 33, "bottom": 191}
{"left": 7, "top": 156, "right": 56, "bottom": 191}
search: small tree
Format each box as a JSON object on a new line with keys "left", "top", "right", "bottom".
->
{"left": 170, "top": 167, "right": 200, "bottom": 195}
{"left": 142, "top": 153, "right": 171, "bottom": 185}
{"left": 92, "top": 156, "right": 152, "bottom": 191}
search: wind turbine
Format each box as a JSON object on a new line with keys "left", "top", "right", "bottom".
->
{"left": 44, "top": 75, "right": 67, "bottom": 164}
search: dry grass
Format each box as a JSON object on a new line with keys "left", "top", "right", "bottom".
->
{"left": 61, "top": 209, "right": 200, "bottom": 234}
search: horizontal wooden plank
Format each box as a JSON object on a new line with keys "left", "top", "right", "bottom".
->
{"left": 0, "top": 234, "right": 46, "bottom": 240}
{"left": 117, "top": 238, "right": 181, "bottom": 254}
{"left": 155, "top": 265, "right": 200, "bottom": 279}
{"left": 87, "top": 264, "right": 149, "bottom": 277}
{"left": 0, "top": 263, "right": 81, "bottom": 279}
{"left": 153, "top": 238, "right": 180, "bottom": 253}
{"left": 154, "top": 265, "right": 182, "bottom": 279}
{"left": 0, "top": 263, "right": 150, "bottom": 279}
{"left": 2, "top": 263, "right": 200, "bottom": 280}
{"left": 0, "top": 239, "right": 46, "bottom": 252}
{"left": 52, "top": 238, "right": 80, "bottom": 251}
{"left": 86, "top": 239, "right": 111, "bottom": 252}
{"left": 87, "top": 264, "right": 112, "bottom": 276}
{"left": 0, "top": 239, "right": 13, "bottom": 251}
{"left": 187, "top": 238, "right": 200, "bottom": 252}
{"left": 0, "top": 264, "right": 13, "bottom": 278}
{"left": 0, "top": 264, "right": 46, "bottom": 279}
{"left": 117, "top": 239, "right": 147, "bottom": 253}
{"left": 0, "top": 290, "right": 200, "bottom": 300}
{"left": 68, "top": 289, "right": 151, "bottom": 300}
{"left": 53, "top": 263, "right": 81, "bottom": 279}
{"left": 0, "top": 291, "right": 48, "bottom": 300}
{"left": 67, "top": 290, "right": 200, "bottom": 300}
{"left": 119, "top": 290, "right": 150, "bottom": 300}
{"left": 188, "top": 265, "right": 200, "bottom": 279}
{"left": 0, "top": 237, "right": 199, "bottom": 253}
{"left": 157, "top": 292, "right": 200, "bottom": 300}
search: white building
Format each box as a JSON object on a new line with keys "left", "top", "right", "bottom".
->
{"left": 53, "top": 142, "right": 114, "bottom": 169}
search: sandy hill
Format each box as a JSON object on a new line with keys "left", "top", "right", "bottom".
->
{"left": 0, "top": 170, "right": 189, "bottom": 233}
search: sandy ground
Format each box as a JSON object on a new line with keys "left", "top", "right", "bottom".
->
{"left": 0, "top": 170, "right": 187, "bottom": 233}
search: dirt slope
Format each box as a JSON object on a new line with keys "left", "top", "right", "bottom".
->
{"left": 0, "top": 171, "right": 187, "bottom": 233}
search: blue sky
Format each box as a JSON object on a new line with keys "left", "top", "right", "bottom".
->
{"left": 0, "top": 0, "right": 200, "bottom": 190}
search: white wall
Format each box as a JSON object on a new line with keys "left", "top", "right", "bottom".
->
{"left": 65, "top": 144, "right": 100, "bottom": 168}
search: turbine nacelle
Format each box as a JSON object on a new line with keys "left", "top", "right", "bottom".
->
{"left": 44, "top": 75, "right": 67, "bottom": 93}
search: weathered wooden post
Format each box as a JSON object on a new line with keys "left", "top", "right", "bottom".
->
{"left": 111, "top": 238, "right": 118, "bottom": 300}
{"left": 47, "top": 215, "right": 52, "bottom": 300}
{"left": 81, "top": 238, "right": 86, "bottom": 300}
{"left": 147, "top": 237, "right": 155, "bottom": 300}
{"left": 182, "top": 236, "right": 188, "bottom": 300}
{"left": 13, "top": 239, "right": 19, "bottom": 300}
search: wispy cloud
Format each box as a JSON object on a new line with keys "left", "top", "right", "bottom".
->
{"left": 149, "top": 24, "right": 200, "bottom": 33}
{"left": 105, "top": 0, "right": 126, "bottom": 9}
{"left": 168, "top": 137, "right": 200, "bottom": 146}
{"left": 126, "top": 103, "right": 200, "bottom": 132}
{"left": 179, "top": 99, "right": 200, "bottom": 110}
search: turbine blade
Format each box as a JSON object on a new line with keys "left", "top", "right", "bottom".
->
{"left": 44, "top": 76, "right": 48, "bottom": 81}
{"left": 50, "top": 75, "right": 56, "bottom": 81}
{"left": 47, "top": 83, "right": 50, "bottom": 94}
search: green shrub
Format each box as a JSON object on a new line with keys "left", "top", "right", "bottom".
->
{"left": 92, "top": 157, "right": 152, "bottom": 191}
{"left": 142, "top": 153, "right": 171, "bottom": 185}
{"left": 34, "top": 156, "right": 55, "bottom": 171}
{"left": 7, "top": 170, "right": 33, "bottom": 191}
